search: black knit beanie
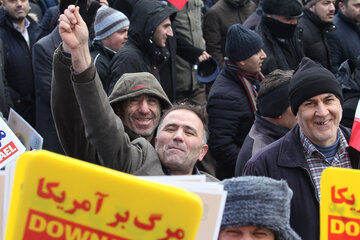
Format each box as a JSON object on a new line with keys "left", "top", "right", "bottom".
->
{"left": 262, "top": 0, "right": 303, "bottom": 17}
{"left": 225, "top": 24, "right": 264, "bottom": 62}
{"left": 289, "top": 57, "right": 343, "bottom": 115}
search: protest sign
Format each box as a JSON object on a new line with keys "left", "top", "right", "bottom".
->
{"left": 321, "top": 168, "right": 360, "bottom": 240}
{"left": 8, "top": 108, "right": 43, "bottom": 151}
{"left": 0, "top": 116, "right": 25, "bottom": 170}
{"left": 5, "top": 150, "right": 203, "bottom": 240}
{"left": 141, "top": 176, "right": 227, "bottom": 240}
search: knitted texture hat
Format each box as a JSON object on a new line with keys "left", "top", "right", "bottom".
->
{"left": 108, "top": 72, "right": 171, "bottom": 110}
{"left": 289, "top": 57, "right": 343, "bottom": 115}
{"left": 225, "top": 24, "right": 264, "bottom": 62}
{"left": 262, "top": 0, "right": 303, "bottom": 17}
{"left": 221, "top": 176, "right": 301, "bottom": 240}
{"left": 94, "top": 6, "right": 129, "bottom": 41}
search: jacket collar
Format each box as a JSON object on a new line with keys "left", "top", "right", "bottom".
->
{"left": 303, "top": 8, "right": 336, "bottom": 32}
{"left": 276, "top": 124, "right": 359, "bottom": 169}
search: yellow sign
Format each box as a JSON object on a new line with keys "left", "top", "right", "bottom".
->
{"left": 321, "top": 167, "right": 360, "bottom": 240}
{"left": 6, "top": 150, "right": 203, "bottom": 240}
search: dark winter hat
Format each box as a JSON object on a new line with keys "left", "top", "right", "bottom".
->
{"left": 221, "top": 176, "right": 301, "bottom": 240}
{"left": 109, "top": 72, "right": 171, "bottom": 110}
{"left": 289, "top": 57, "right": 343, "bottom": 115}
{"left": 257, "top": 83, "right": 290, "bottom": 118}
{"left": 302, "top": 0, "right": 320, "bottom": 7}
{"left": 94, "top": 6, "right": 129, "bottom": 41}
{"left": 195, "top": 57, "right": 220, "bottom": 83}
{"left": 225, "top": 24, "right": 264, "bottom": 62}
{"left": 262, "top": 0, "right": 303, "bottom": 17}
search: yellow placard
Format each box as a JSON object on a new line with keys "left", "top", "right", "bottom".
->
{"left": 321, "top": 167, "right": 360, "bottom": 240}
{"left": 5, "top": 150, "right": 203, "bottom": 240}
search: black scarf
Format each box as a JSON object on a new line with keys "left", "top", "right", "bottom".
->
{"left": 262, "top": 16, "right": 297, "bottom": 39}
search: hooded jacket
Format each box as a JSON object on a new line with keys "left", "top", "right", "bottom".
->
{"left": 108, "top": 0, "right": 177, "bottom": 98}
{"left": 52, "top": 45, "right": 171, "bottom": 165}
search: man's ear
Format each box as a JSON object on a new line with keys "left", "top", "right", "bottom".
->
{"left": 197, "top": 144, "right": 208, "bottom": 162}
{"left": 238, "top": 60, "right": 246, "bottom": 67}
{"left": 339, "top": 1, "right": 345, "bottom": 12}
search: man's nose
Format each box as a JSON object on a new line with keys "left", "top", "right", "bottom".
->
{"left": 315, "top": 102, "right": 329, "bottom": 117}
{"left": 173, "top": 129, "right": 184, "bottom": 142}
{"left": 260, "top": 49, "right": 267, "bottom": 59}
{"left": 138, "top": 99, "right": 150, "bottom": 114}
{"left": 167, "top": 26, "right": 173, "bottom": 37}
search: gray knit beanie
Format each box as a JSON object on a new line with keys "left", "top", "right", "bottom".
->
{"left": 225, "top": 24, "right": 264, "bottom": 62}
{"left": 94, "top": 6, "right": 129, "bottom": 41}
{"left": 221, "top": 176, "right": 301, "bottom": 240}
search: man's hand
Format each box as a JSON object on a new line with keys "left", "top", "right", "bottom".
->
{"left": 198, "top": 51, "right": 211, "bottom": 62}
{"left": 58, "top": 5, "right": 91, "bottom": 73}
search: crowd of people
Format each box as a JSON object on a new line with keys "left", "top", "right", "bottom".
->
{"left": 1, "top": 0, "right": 360, "bottom": 239}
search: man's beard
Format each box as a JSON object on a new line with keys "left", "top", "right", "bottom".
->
{"left": 6, "top": 11, "right": 26, "bottom": 24}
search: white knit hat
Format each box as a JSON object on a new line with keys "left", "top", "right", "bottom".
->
{"left": 94, "top": 6, "right": 129, "bottom": 41}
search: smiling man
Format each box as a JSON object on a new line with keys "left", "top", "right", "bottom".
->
{"left": 299, "top": 0, "right": 336, "bottom": 70}
{"left": 243, "top": 57, "right": 360, "bottom": 240}
{"left": 53, "top": 4, "right": 217, "bottom": 181}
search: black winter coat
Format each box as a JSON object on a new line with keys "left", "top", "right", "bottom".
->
{"left": 243, "top": 124, "right": 360, "bottom": 240}
{"left": 32, "top": 26, "right": 63, "bottom": 154}
{"left": 207, "top": 63, "right": 260, "bottom": 179}
{"left": 0, "top": 38, "right": 13, "bottom": 118}
{"left": 328, "top": 11, "right": 360, "bottom": 73}
{"left": 108, "top": 0, "right": 177, "bottom": 99}
{"left": 0, "top": 14, "right": 41, "bottom": 126}
{"left": 255, "top": 20, "right": 304, "bottom": 75}
{"left": 90, "top": 40, "right": 114, "bottom": 93}
{"left": 299, "top": 9, "right": 335, "bottom": 70}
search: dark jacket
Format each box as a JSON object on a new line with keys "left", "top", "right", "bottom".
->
{"left": 203, "top": 0, "right": 256, "bottom": 68}
{"left": 255, "top": 19, "right": 304, "bottom": 75}
{"left": 235, "top": 112, "right": 288, "bottom": 176}
{"left": 32, "top": 26, "right": 63, "bottom": 154}
{"left": 336, "top": 57, "right": 360, "bottom": 128}
{"left": 0, "top": 38, "right": 13, "bottom": 118}
{"left": 108, "top": 0, "right": 177, "bottom": 98}
{"left": 89, "top": 40, "right": 115, "bottom": 93}
{"left": 0, "top": 14, "right": 41, "bottom": 126}
{"left": 298, "top": 9, "right": 335, "bottom": 70}
{"left": 207, "top": 62, "right": 261, "bottom": 179}
{"left": 243, "top": 124, "right": 360, "bottom": 240}
{"left": 328, "top": 11, "right": 360, "bottom": 73}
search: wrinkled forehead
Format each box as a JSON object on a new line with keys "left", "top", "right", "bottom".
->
{"left": 160, "top": 109, "right": 205, "bottom": 133}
